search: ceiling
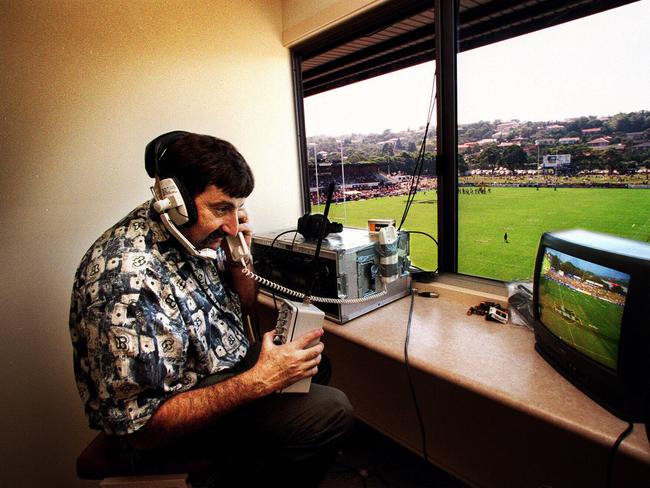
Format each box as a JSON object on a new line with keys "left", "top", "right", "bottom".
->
{"left": 297, "top": 0, "right": 639, "bottom": 97}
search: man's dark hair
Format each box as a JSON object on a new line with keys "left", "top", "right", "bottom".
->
{"left": 160, "top": 133, "right": 254, "bottom": 199}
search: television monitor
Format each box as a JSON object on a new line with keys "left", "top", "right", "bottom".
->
{"left": 533, "top": 229, "right": 650, "bottom": 421}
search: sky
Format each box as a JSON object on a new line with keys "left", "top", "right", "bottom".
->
{"left": 304, "top": 1, "right": 650, "bottom": 137}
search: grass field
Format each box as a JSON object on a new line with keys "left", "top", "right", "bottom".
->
{"left": 538, "top": 277, "right": 622, "bottom": 369}
{"left": 314, "top": 187, "right": 650, "bottom": 281}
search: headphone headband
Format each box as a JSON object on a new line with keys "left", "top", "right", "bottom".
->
{"left": 144, "top": 130, "right": 190, "bottom": 178}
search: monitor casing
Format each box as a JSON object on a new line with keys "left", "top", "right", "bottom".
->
{"left": 533, "top": 229, "right": 650, "bottom": 421}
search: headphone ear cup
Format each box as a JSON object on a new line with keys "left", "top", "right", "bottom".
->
{"left": 298, "top": 213, "right": 330, "bottom": 239}
{"left": 167, "top": 177, "right": 198, "bottom": 227}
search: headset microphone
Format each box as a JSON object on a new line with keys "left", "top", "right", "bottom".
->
{"left": 149, "top": 185, "right": 219, "bottom": 260}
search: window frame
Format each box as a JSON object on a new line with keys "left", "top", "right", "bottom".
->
{"left": 290, "top": 0, "right": 639, "bottom": 278}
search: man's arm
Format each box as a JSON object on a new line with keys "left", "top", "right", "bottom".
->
{"left": 128, "top": 327, "right": 324, "bottom": 449}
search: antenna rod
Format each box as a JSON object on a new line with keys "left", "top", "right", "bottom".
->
{"left": 304, "top": 182, "right": 336, "bottom": 301}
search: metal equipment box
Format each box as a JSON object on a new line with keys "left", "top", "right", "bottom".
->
{"left": 252, "top": 227, "right": 411, "bottom": 323}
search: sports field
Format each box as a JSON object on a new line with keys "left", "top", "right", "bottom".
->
{"left": 314, "top": 187, "right": 650, "bottom": 281}
{"left": 537, "top": 276, "right": 623, "bottom": 370}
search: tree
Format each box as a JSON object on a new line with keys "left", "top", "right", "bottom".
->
{"left": 602, "top": 148, "right": 624, "bottom": 174}
{"left": 346, "top": 149, "right": 369, "bottom": 163}
{"left": 477, "top": 145, "right": 501, "bottom": 170}
{"left": 548, "top": 252, "right": 561, "bottom": 270}
{"left": 565, "top": 144, "right": 594, "bottom": 172}
{"left": 457, "top": 154, "right": 468, "bottom": 175}
{"left": 560, "top": 260, "right": 582, "bottom": 279}
{"left": 607, "top": 110, "right": 650, "bottom": 133}
{"left": 460, "top": 120, "right": 495, "bottom": 142}
{"left": 423, "top": 152, "right": 436, "bottom": 174}
{"left": 502, "top": 145, "right": 527, "bottom": 171}
{"left": 381, "top": 143, "right": 394, "bottom": 156}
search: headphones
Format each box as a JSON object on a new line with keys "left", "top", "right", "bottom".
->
{"left": 297, "top": 213, "right": 343, "bottom": 240}
{"left": 145, "top": 130, "right": 198, "bottom": 227}
{"left": 145, "top": 131, "right": 217, "bottom": 260}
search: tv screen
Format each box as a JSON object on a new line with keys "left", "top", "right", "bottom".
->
{"left": 537, "top": 247, "right": 630, "bottom": 371}
{"left": 533, "top": 229, "right": 650, "bottom": 421}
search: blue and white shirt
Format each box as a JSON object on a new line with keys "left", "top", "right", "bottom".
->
{"left": 69, "top": 201, "right": 249, "bottom": 435}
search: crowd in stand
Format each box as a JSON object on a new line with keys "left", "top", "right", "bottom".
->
{"left": 310, "top": 174, "right": 438, "bottom": 205}
{"left": 309, "top": 170, "right": 649, "bottom": 205}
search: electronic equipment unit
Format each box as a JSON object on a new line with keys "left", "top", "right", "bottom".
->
{"left": 273, "top": 298, "right": 325, "bottom": 393}
{"left": 252, "top": 227, "right": 411, "bottom": 323}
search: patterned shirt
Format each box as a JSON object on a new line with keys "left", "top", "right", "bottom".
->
{"left": 69, "top": 200, "right": 249, "bottom": 435}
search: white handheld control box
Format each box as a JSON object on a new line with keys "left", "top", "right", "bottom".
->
{"left": 273, "top": 298, "right": 325, "bottom": 393}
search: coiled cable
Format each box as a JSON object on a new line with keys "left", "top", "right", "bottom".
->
{"left": 239, "top": 263, "right": 387, "bottom": 304}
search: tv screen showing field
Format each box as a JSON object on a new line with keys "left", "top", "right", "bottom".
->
{"left": 538, "top": 247, "right": 630, "bottom": 370}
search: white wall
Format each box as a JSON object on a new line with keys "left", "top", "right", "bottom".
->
{"left": 0, "top": 1, "right": 301, "bottom": 485}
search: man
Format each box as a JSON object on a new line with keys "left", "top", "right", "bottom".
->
{"left": 69, "top": 132, "right": 354, "bottom": 486}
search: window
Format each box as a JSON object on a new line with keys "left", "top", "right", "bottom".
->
{"left": 304, "top": 64, "right": 439, "bottom": 271}
{"left": 457, "top": 1, "right": 650, "bottom": 281}
{"left": 292, "top": 0, "right": 647, "bottom": 281}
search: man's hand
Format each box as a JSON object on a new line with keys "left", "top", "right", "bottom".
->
{"left": 252, "top": 328, "right": 325, "bottom": 394}
{"left": 220, "top": 207, "right": 253, "bottom": 263}
{"left": 236, "top": 207, "right": 253, "bottom": 250}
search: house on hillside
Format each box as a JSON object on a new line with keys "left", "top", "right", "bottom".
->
{"left": 582, "top": 127, "right": 602, "bottom": 136}
{"left": 587, "top": 137, "right": 610, "bottom": 147}
{"left": 559, "top": 137, "right": 580, "bottom": 145}
{"left": 458, "top": 142, "right": 480, "bottom": 152}
{"left": 496, "top": 121, "right": 519, "bottom": 133}
{"left": 535, "top": 138, "right": 555, "bottom": 145}
{"left": 624, "top": 131, "right": 646, "bottom": 141}
{"left": 478, "top": 138, "right": 497, "bottom": 146}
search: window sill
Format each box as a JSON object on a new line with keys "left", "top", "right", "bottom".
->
{"left": 258, "top": 281, "right": 650, "bottom": 487}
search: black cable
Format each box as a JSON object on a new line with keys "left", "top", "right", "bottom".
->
{"left": 305, "top": 182, "right": 336, "bottom": 300}
{"left": 403, "top": 288, "right": 429, "bottom": 464}
{"left": 269, "top": 229, "right": 299, "bottom": 312}
{"left": 606, "top": 422, "right": 634, "bottom": 488}
{"left": 406, "top": 230, "right": 439, "bottom": 273}
{"left": 399, "top": 128, "right": 426, "bottom": 228}
{"left": 290, "top": 230, "right": 299, "bottom": 251}
{"left": 398, "top": 122, "right": 429, "bottom": 230}
{"left": 398, "top": 65, "right": 437, "bottom": 231}
{"left": 270, "top": 229, "right": 299, "bottom": 248}
{"left": 407, "top": 230, "right": 438, "bottom": 246}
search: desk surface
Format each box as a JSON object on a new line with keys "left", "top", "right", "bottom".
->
{"left": 273, "top": 280, "right": 650, "bottom": 484}
{"left": 259, "top": 282, "right": 650, "bottom": 486}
